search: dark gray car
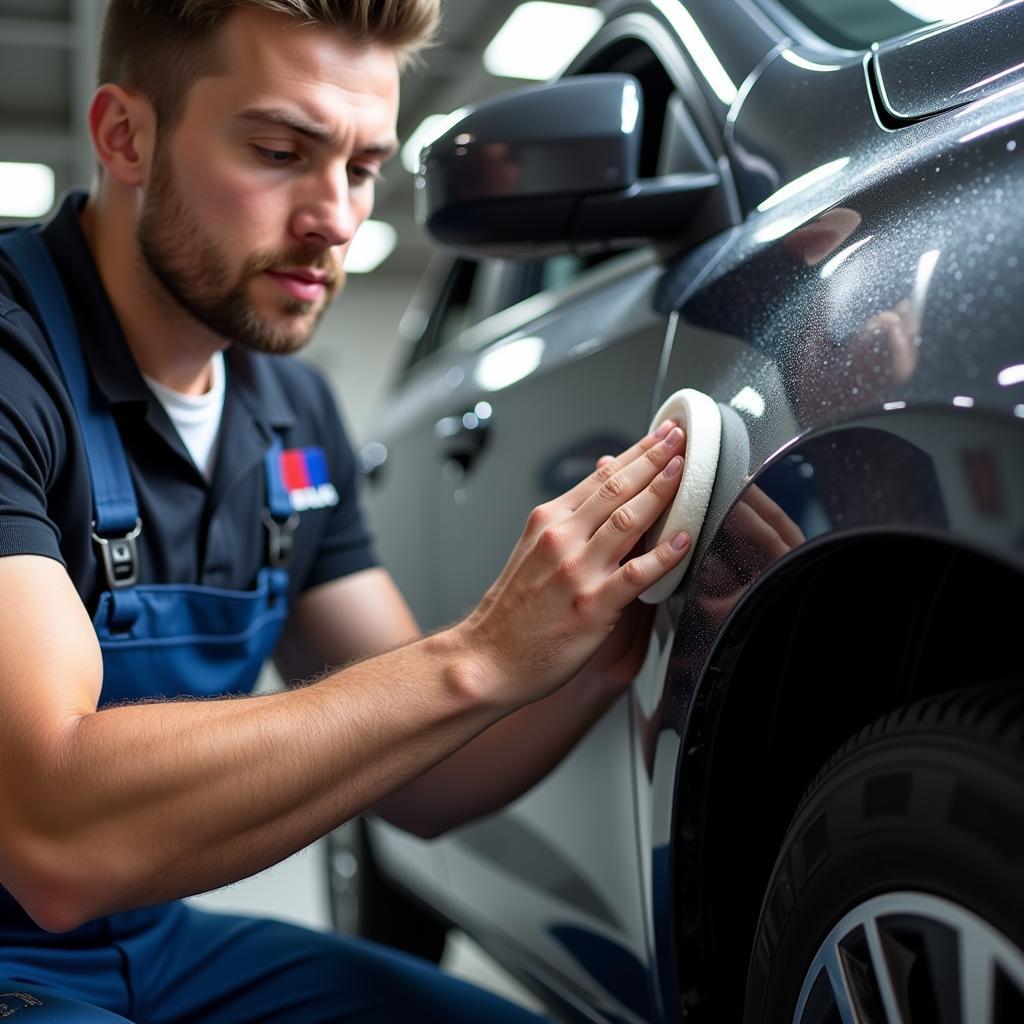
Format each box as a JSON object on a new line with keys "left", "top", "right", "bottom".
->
{"left": 330, "top": 1, "right": 1024, "bottom": 1020}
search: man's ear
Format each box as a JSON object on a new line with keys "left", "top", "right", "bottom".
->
{"left": 88, "top": 84, "right": 158, "bottom": 187}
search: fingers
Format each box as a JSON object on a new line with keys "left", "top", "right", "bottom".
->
{"left": 742, "top": 487, "right": 805, "bottom": 550}
{"left": 599, "top": 531, "right": 691, "bottom": 607}
{"left": 586, "top": 449, "right": 686, "bottom": 567}
{"left": 573, "top": 426, "right": 687, "bottom": 538}
{"left": 504, "top": 421, "right": 683, "bottom": 604}
{"left": 562, "top": 420, "right": 677, "bottom": 509}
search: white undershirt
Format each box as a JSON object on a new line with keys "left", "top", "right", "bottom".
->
{"left": 143, "top": 352, "right": 227, "bottom": 481}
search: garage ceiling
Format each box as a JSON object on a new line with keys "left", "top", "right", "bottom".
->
{"left": 0, "top": 0, "right": 596, "bottom": 274}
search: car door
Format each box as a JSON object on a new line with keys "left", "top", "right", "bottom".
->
{"left": 430, "top": 251, "right": 671, "bottom": 1024}
{"left": 356, "top": 256, "right": 491, "bottom": 901}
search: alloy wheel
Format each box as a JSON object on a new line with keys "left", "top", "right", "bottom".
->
{"left": 794, "top": 891, "right": 1024, "bottom": 1024}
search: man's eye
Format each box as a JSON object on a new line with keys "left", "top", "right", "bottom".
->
{"left": 349, "top": 165, "right": 383, "bottom": 185}
{"left": 254, "top": 146, "right": 298, "bottom": 165}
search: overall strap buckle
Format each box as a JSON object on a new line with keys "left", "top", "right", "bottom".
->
{"left": 92, "top": 519, "right": 143, "bottom": 590}
{"left": 261, "top": 509, "right": 299, "bottom": 569}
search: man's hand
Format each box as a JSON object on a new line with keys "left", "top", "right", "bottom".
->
{"left": 697, "top": 484, "right": 804, "bottom": 627}
{"left": 454, "top": 422, "right": 689, "bottom": 708}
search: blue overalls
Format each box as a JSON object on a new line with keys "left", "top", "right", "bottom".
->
{"left": 0, "top": 230, "right": 548, "bottom": 1023}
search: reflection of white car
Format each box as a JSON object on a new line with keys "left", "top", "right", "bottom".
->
{"left": 330, "top": 0, "right": 1024, "bottom": 1020}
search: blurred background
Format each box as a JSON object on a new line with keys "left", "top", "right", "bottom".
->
{"left": 0, "top": 0, "right": 607, "bottom": 1011}
{"left": 0, "top": 0, "right": 609, "bottom": 439}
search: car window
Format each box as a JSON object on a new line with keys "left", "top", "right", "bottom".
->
{"left": 404, "top": 257, "right": 535, "bottom": 371}
{"left": 772, "top": 0, "right": 1013, "bottom": 50}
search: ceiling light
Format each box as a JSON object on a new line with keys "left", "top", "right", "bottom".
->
{"left": 483, "top": 2, "right": 604, "bottom": 81}
{"left": 345, "top": 221, "right": 397, "bottom": 274}
{"left": 401, "top": 109, "right": 468, "bottom": 174}
{"left": 0, "top": 163, "right": 56, "bottom": 219}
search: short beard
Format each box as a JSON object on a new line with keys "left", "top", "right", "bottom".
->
{"left": 137, "top": 152, "right": 342, "bottom": 355}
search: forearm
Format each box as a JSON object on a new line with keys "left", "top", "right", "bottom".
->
{"left": 14, "top": 628, "right": 499, "bottom": 930}
{"left": 373, "top": 666, "right": 620, "bottom": 838}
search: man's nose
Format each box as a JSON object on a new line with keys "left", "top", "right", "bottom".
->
{"left": 290, "top": 173, "right": 357, "bottom": 248}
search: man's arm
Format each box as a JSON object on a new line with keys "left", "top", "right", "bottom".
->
{"left": 277, "top": 568, "right": 653, "bottom": 838}
{"left": 0, "top": 424, "right": 687, "bottom": 933}
{"left": 274, "top": 567, "right": 422, "bottom": 685}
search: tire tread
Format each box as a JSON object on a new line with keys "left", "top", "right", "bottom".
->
{"left": 789, "top": 680, "right": 1024, "bottom": 825}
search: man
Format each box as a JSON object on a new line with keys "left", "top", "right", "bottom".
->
{"left": 0, "top": 1, "right": 690, "bottom": 1020}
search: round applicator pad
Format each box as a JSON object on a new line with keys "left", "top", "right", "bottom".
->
{"left": 639, "top": 388, "right": 722, "bottom": 605}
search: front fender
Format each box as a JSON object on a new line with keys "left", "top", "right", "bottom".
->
{"left": 636, "top": 405, "right": 1024, "bottom": 1020}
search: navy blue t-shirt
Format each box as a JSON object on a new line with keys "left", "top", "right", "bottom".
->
{"left": 0, "top": 191, "right": 378, "bottom": 619}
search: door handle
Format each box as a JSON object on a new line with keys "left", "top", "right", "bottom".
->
{"left": 539, "top": 433, "right": 631, "bottom": 499}
{"left": 436, "top": 410, "right": 491, "bottom": 474}
{"left": 358, "top": 441, "right": 389, "bottom": 485}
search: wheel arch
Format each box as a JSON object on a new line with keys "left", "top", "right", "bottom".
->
{"left": 669, "top": 528, "right": 1023, "bottom": 1021}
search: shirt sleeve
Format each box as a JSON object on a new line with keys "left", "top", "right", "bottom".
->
{"left": 0, "top": 305, "right": 68, "bottom": 565}
{"left": 299, "top": 367, "right": 379, "bottom": 591}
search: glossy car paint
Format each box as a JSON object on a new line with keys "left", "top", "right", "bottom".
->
{"left": 647, "top": 23, "right": 1024, "bottom": 1019}
{"left": 873, "top": 1, "right": 1024, "bottom": 120}
{"left": 361, "top": 1, "right": 1024, "bottom": 1020}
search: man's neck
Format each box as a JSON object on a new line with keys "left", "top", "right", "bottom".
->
{"left": 79, "top": 187, "right": 224, "bottom": 396}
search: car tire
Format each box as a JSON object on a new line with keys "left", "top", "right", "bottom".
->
{"left": 327, "top": 817, "right": 449, "bottom": 964}
{"left": 744, "top": 682, "right": 1024, "bottom": 1023}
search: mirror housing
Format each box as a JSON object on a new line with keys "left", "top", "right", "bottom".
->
{"left": 416, "top": 74, "right": 718, "bottom": 258}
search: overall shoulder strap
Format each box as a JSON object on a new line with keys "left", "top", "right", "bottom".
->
{"left": 262, "top": 436, "right": 298, "bottom": 568}
{"left": 0, "top": 228, "right": 140, "bottom": 539}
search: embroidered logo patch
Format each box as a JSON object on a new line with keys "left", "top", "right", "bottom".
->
{"left": 0, "top": 992, "right": 44, "bottom": 1017}
{"left": 279, "top": 447, "right": 340, "bottom": 512}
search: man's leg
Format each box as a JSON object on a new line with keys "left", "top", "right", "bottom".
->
{"left": 0, "top": 987, "right": 133, "bottom": 1022}
{"left": 0, "top": 933, "right": 134, "bottom": 1021}
{"left": 130, "top": 906, "right": 549, "bottom": 1024}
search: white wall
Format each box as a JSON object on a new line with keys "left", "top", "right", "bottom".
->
{"left": 303, "top": 271, "right": 424, "bottom": 446}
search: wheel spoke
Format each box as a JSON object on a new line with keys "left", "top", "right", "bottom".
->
{"left": 959, "top": 929, "right": 993, "bottom": 1024}
{"left": 822, "top": 941, "right": 860, "bottom": 1024}
{"left": 864, "top": 919, "right": 907, "bottom": 1024}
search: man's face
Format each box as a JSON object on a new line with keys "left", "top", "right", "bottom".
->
{"left": 138, "top": 9, "right": 400, "bottom": 355}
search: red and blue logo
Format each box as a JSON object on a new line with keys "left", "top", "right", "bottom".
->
{"left": 279, "top": 447, "right": 339, "bottom": 512}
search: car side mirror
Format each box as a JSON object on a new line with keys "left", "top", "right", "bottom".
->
{"left": 416, "top": 74, "right": 719, "bottom": 259}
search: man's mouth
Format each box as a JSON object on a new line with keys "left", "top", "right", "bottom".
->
{"left": 263, "top": 269, "right": 332, "bottom": 303}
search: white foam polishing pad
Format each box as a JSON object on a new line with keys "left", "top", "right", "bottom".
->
{"left": 639, "top": 388, "right": 722, "bottom": 605}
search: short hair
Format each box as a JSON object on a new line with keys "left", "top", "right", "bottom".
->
{"left": 98, "top": 1, "right": 439, "bottom": 128}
